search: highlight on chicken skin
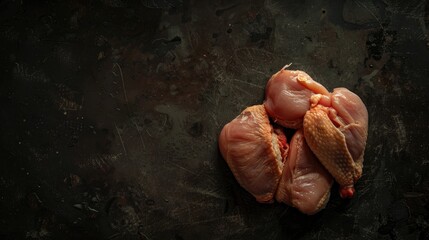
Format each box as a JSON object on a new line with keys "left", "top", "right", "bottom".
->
{"left": 218, "top": 105, "right": 288, "bottom": 203}
{"left": 303, "top": 88, "right": 368, "bottom": 198}
{"left": 264, "top": 68, "right": 329, "bottom": 129}
{"left": 275, "top": 129, "right": 333, "bottom": 215}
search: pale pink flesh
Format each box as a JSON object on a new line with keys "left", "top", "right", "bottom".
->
{"left": 264, "top": 69, "right": 329, "bottom": 129}
{"left": 331, "top": 88, "right": 368, "bottom": 162}
{"left": 275, "top": 129, "right": 333, "bottom": 215}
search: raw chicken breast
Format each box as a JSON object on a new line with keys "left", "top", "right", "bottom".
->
{"left": 264, "top": 68, "right": 329, "bottom": 129}
{"left": 303, "top": 88, "right": 368, "bottom": 198}
{"left": 276, "top": 129, "right": 333, "bottom": 215}
{"left": 218, "top": 105, "right": 288, "bottom": 203}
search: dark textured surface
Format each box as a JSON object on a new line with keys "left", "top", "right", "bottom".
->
{"left": 1, "top": 0, "right": 429, "bottom": 239}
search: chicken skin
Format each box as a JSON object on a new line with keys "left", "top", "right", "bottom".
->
{"left": 218, "top": 105, "right": 288, "bottom": 203}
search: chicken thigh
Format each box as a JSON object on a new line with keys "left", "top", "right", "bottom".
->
{"left": 264, "top": 68, "right": 329, "bottom": 129}
{"left": 276, "top": 129, "right": 333, "bottom": 215}
{"left": 218, "top": 105, "right": 288, "bottom": 203}
{"left": 303, "top": 88, "right": 368, "bottom": 198}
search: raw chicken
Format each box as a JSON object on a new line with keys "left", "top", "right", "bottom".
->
{"left": 218, "top": 105, "right": 288, "bottom": 203}
{"left": 218, "top": 67, "right": 369, "bottom": 214}
{"left": 264, "top": 68, "right": 329, "bottom": 129}
{"left": 276, "top": 129, "right": 333, "bottom": 215}
{"left": 263, "top": 67, "right": 368, "bottom": 198}
{"left": 303, "top": 88, "right": 368, "bottom": 198}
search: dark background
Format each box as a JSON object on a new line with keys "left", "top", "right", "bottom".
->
{"left": 1, "top": 0, "right": 428, "bottom": 239}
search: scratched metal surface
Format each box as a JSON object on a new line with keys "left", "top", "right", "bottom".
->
{"left": 0, "top": 0, "right": 428, "bottom": 239}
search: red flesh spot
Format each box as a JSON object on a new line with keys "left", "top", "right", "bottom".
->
{"left": 274, "top": 127, "right": 288, "bottom": 159}
{"left": 339, "top": 186, "right": 355, "bottom": 198}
